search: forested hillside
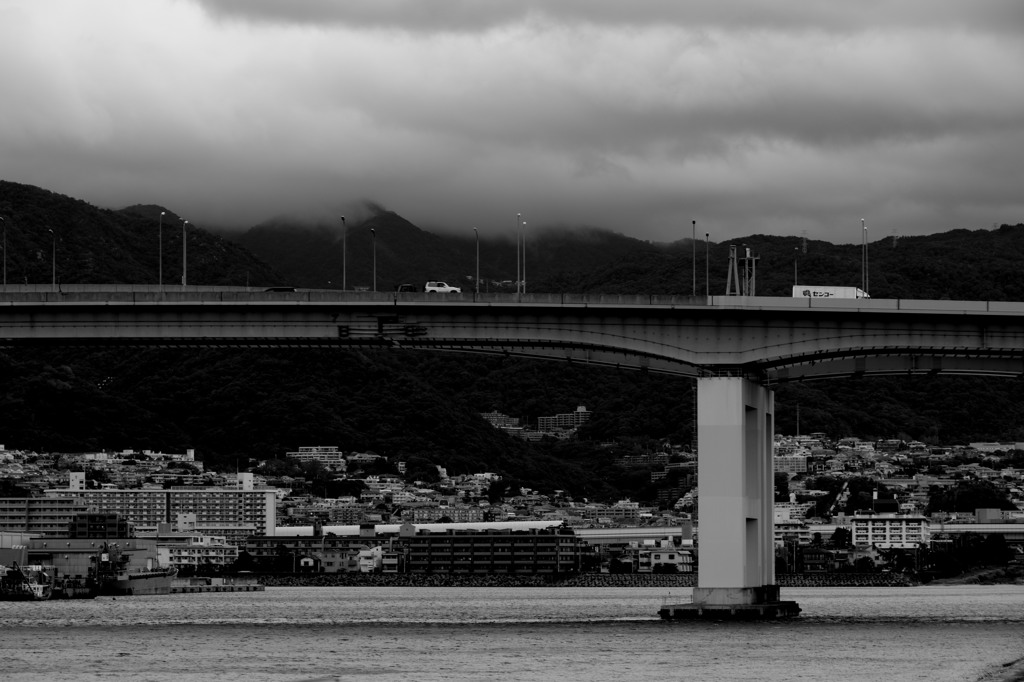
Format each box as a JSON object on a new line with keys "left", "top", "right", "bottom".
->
{"left": 3, "top": 179, "right": 1024, "bottom": 501}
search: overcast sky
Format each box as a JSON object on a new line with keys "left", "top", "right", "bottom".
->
{"left": 2, "top": 1, "right": 1022, "bottom": 243}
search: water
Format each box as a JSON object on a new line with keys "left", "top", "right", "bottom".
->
{"left": 1, "top": 585, "right": 1023, "bottom": 681}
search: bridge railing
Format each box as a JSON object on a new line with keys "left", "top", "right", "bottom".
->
{"left": 3, "top": 285, "right": 1024, "bottom": 314}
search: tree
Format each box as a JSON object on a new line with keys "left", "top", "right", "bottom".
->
{"left": 925, "top": 480, "right": 1017, "bottom": 514}
{"left": 829, "top": 527, "right": 852, "bottom": 549}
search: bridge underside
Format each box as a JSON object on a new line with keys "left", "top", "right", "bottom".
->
{"left": 6, "top": 335, "right": 1024, "bottom": 383}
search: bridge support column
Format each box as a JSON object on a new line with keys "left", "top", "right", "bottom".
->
{"left": 662, "top": 377, "right": 800, "bottom": 620}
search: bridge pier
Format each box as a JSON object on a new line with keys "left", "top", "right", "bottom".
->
{"left": 661, "top": 377, "right": 800, "bottom": 620}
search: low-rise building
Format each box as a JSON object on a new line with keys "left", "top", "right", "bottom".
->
{"left": 404, "top": 525, "right": 581, "bottom": 574}
{"left": 850, "top": 513, "right": 929, "bottom": 549}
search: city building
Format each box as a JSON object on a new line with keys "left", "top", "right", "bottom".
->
{"left": 850, "top": 513, "right": 930, "bottom": 549}
{"left": 0, "top": 497, "right": 89, "bottom": 536}
{"left": 774, "top": 454, "right": 808, "bottom": 475}
{"left": 43, "top": 472, "right": 277, "bottom": 540}
{"left": 155, "top": 532, "right": 239, "bottom": 573}
{"left": 538, "top": 406, "right": 591, "bottom": 433}
{"left": 285, "top": 446, "right": 347, "bottom": 471}
{"left": 26, "top": 514, "right": 160, "bottom": 581}
{"left": 404, "top": 525, "right": 582, "bottom": 574}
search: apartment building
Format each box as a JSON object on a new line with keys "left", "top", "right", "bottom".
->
{"left": 156, "top": 534, "right": 239, "bottom": 572}
{"left": 285, "top": 446, "right": 346, "bottom": 470}
{"left": 405, "top": 526, "right": 582, "bottom": 574}
{"left": 774, "top": 454, "right": 808, "bottom": 475}
{"left": 43, "top": 472, "right": 277, "bottom": 538}
{"left": 538, "top": 406, "right": 591, "bottom": 432}
{"left": 850, "top": 514, "right": 930, "bottom": 549}
{"left": 0, "top": 497, "right": 88, "bottom": 535}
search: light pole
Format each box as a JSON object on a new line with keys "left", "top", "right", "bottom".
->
{"left": 864, "top": 220, "right": 869, "bottom": 296}
{"left": 861, "top": 218, "right": 866, "bottom": 296}
{"left": 47, "top": 228, "right": 55, "bottom": 292}
{"left": 341, "top": 216, "right": 346, "bottom": 291}
{"left": 1, "top": 216, "right": 5, "bottom": 287}
{"left": 516, "top": 213, "right": 522, "bottom": 295}
{"left": 522, "top": 221, "right": 527, "bottom": 295}
{"left": 692, "top": 219, "right": 696, "bottom": 297}
{"left": 794, "top": 247, "right": 799, "bottom": 287}
{"left": 705, "top": 232, "right": 710, "bottom": 297}
{"left": 181, "top": 219, "right": 189, "bottom": 287}
{"left": 158, "top": 211, "right": 165, "bottom": 289}
{"left": 473, "top": 227, "right": 479, "bottom": 295}
{"left": 370, "top": 228, "right": 376, "bottom": 292}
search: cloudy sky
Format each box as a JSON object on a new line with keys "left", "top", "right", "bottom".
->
{"left": 2, "top": 1, "right": 1023, "bottom": 243}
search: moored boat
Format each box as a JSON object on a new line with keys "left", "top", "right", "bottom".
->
{"left": 0, "top": 562, "right": 55, "bottom": 601}
{"left": 92, "top": 543, "right": 177, "bottom": 596}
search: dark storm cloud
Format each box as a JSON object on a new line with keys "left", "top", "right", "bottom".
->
{"left": 196, "top": 0, "right": 1024, "bottom": 35}
{"left": 1, "top": 0, "right": 1022, "bottom": 244}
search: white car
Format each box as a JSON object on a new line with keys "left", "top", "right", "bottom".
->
{"left": 424, "top": 281, "right": 461, "bottom": 294}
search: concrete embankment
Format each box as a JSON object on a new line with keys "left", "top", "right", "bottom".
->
{"left": 256, "top": 572, "right": 914, "bottom": 588}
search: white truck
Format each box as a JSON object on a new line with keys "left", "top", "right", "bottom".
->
{"left": 792, "top": 285, "right": 870, "bottom": 299}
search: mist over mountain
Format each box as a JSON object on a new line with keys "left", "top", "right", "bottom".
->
{"left": 0, "top": 181, "right": 281, "bottom": 288}
{"left": 3, "top": 179, "right": 1024, "bottom": 502}
{"left": 233, "top": 202, "right": 661, "bottom": 292}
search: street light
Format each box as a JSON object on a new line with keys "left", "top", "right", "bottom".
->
{"left": 516, "top": 213, "right": 522, "bottom": 295}
{"left": 370, "top": 228, "right": 376, "bottom": 292}
{"left": 522, "top": 221, "right": 526, "bottom": 295}
{"left": 158, "top": 211, "right": 165, "bottom": 289}
{"left": 865, "top": 220, "right": 869, "bottom": 296}
{"left": 861, "top": 218, "right": 867, "bottom": 296}
{"left": 692, "top": 219, "right": 696, "bottom": 297}
{"left": 1, "top": 215, "right": 6, "bottom": 287}
{"left": 473, "top": 227, "right": 479, "bottom": 295}
{"left": 705, "top": 232, "right": 710, "bottom": 297}
{"left": 47, "top": 228, "right": 55, "bottom": 292}
{"left": 341, "top": 216, "right": 346, "bottom": 291}
{"left": 181, "top": 219, "right": 189, "bottom": 287}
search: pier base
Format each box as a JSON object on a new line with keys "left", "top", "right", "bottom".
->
{"left": 659, "top": 378, "right": 801, "bottom": 621}
{"left": 659, "top": 585, "right": 801, "bottom": 621}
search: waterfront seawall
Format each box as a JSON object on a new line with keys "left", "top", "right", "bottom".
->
{"left": 256, "top": 572, "right": 914, "bottom": 588}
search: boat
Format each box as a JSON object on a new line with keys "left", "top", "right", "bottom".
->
{"left": 0, "top": 562, "right": 55, "bottom": 601}
{"left": 92, "top": 542, "right": 177, "bottom": 596}
{"left": 52, "top": 575, "right": 98, "bottom": 599}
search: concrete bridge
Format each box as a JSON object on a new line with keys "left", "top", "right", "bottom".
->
{"left": 5, "top": 284, "right": 1024, "bottom": 617}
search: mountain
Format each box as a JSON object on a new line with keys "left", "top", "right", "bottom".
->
{"left": 233, "top": 202, "right": 661, "bottom": 292}
{"left": 4, "top": 179, "right": 1024, "bottom": 502}
{"left": 235, "top": 203, "right": 1024, "bottom": 301}
{"left": 0, "top": 181, "right": 281, "bottom": 287}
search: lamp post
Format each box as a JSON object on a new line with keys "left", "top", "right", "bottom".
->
{"left": 794, "top": 247, "right": 799, "bottom": 287}
{"left": 522, "top": 221, "right": 527, "bottom": 295}
{"left": 158, "top": 211, "right": 165, "bottom": 289}
{"left": 473, "top": 227, "right": 479, "bottom": 295}
{"left": 705, "top": 232, "right": 710, "bottom": 297}
{"left": 1, "top": 215, "right": 5, "bottom": 287}
{"left": 692, "top": 219, "right": 696, "bottom": 297}
{"left": 47, "top": 228, "right": 55, "bottom": 292}
{"left": 181, "top": 219, "right": 188, "bottom": 287}
{"left": 864, "top": 220, "right": 869, "bottom": 296}
{"left": 341, "top": 215, "right": 346, "bottom": 291}
{"left": 370, "top": 228, "right": 376, "bottom": 292}
{"left": 516, "top": 213, "right": 522, "bottom": 295}
{"left": 861, "top": 218, "right": 867, "bottom": 296}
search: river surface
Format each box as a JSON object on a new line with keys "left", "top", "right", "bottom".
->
{"left": 1, "top": 585, "right": 1023, "bottom": 681}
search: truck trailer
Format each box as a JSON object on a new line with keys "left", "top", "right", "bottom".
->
{"left": 792, "top": 285, "right": 870, "bottom": 299}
